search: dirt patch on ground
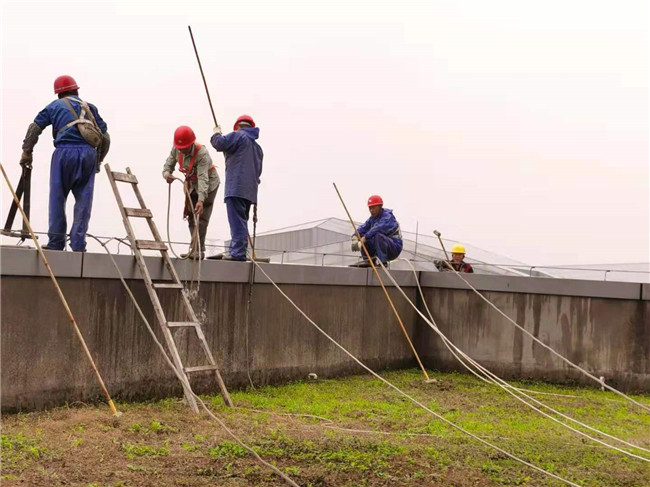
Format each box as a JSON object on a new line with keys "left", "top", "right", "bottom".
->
{"left": 2, "top": 370, "right": 649, "bottom": 486}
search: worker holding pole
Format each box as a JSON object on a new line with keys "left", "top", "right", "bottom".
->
{"left": 19, "top": 75, "right": 110, "bottom": 252}
{"left": 210, "top": 116, "right": 264, "bottom": 261}
{"left": 435, "top": 244, "right": 474, "bottom": 273}
{"left": 186, "top": 27, "right": 263, "bottom": 261}
{"left": 163, "top": 125, "right": 220, "bottom": 260}
{"left": 351, "top": 195, "right": 403, "bottom": 268}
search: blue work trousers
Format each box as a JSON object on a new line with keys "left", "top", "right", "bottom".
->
{"left": 364, "top": 234, "right": 402, "bottom": 264}
{"left": 47, "top": 146, "right": 97, "bottom": 251}
{"left": 225, "top": 196, "right": 252, "bottom": 260}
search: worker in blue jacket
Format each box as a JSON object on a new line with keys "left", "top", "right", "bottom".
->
{"left": 19, "top": 75, "right": 110, "bottom": 252}
{"left": 352, "top": 195, "right": 403, "bottom": 267}
{"left": 210, "top": 115, "right": 263, "bottom": 261}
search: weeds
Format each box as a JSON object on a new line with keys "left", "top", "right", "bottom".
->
{"left": 1, "top": 370, "right": 649, "bottom": 486}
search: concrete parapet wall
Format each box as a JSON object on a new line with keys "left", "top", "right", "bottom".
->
{"left": 1, "top": 248, "right": 648, "bottom": 411}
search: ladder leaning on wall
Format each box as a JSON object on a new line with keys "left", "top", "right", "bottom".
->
{"left": 104, "top": 165, "right": 233, "bottom": 411}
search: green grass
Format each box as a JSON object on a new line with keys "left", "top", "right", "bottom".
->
{"left": 1, "top": 369, "right": 649, "bottom": 486}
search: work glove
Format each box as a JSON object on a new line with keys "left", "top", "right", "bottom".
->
{"left": 434, "top": 260, "right": 451, "bottom": 271}
{"left": 19, "top": 151, "right": 32, "bottom": 168}
{"left": 213, "top": 125, "right": 222, "bottom": 135}
{"left": 95, "top": 161, "right": 102, "bottom": 174}
{"left": 351, "top": 236, "right": 360, "bottom": 252}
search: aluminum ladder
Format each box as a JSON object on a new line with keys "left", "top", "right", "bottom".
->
{"left": 105, "top": 165, "right": 232, "bottom": 411}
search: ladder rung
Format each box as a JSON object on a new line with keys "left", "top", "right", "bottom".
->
{"left": 168, "top": 321, "right": 198, "bottom": 328}
{"left": 185, "top": 365, "right": 219, "bottom": 373}
{"left": 153, "top": 282, "right": 184, "bottom": 289}
{"left": 125, "top": 207, "right": 153, "bottom": 218}
{"left": 112, "top": 172, "right": 138, "bottom": 183}
{"left": 136, "top": 240, "right": 167, "bottom": 251}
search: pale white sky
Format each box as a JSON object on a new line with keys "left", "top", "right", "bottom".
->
{"left": 1, "top": 0, "right": 648, "bottom": 265}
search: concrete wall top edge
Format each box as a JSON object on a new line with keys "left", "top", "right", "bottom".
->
{"left": 368, "top": 267, "right": 418, "bottom": 287}
{"left": 0, "top": 247, "right": 82, "bottom": 278}
{"left": 419, "top": 271, "right": 642, "bottom": 300}
{"left": 0, "top": 248, "right": 644, "bottom": 299}
{"left": 253, "top": 262, "right": 368, "bottom": 286}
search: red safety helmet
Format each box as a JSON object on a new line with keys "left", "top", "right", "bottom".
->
{"left": 54, "top": 75, "right": 79, "bottom": 94}
{"left": 367, "top": 195, "right": 383, "bottom": 207}
{"left": 173, "top": 126, "right": 196, "bottom": 150}
{"left": 233, "top": 114, "right": 255, "bottom": 131}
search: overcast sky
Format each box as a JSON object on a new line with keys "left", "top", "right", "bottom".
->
{"left": 1, "top": 0, "right": 648, "bottom": 266}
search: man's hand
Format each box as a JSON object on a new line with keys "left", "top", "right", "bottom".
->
{"left": 359, "top": 236, "right": 366, "bottom": 245}
{"left": 194, "top": 201, "right": 204, "bottom": 215}
{"left": 19, "top": 151, "right": 32, "bottom": 168}
{"left": 213, "top": 126, "right": 222, "bottom": 135}
{"left": 351, "top": 236, "right": 360, "bottom": 251}
{"left": 164, "top": 173, "right": 175, "bottom": 184}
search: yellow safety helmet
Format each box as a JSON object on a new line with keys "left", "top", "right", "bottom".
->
{"left": 451, "top": 244, "right": 466, "bottom": 254}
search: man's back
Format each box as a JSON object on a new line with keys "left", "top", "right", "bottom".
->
{"left": 34, "top": 97, "right": 107, "bottom": 147}
{"left": 211, "top": 127, "right": 263, "bottom": 203}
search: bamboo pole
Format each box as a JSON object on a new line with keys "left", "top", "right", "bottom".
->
{"left": 0, "top": 163, "right": 120, "bottom": 416}
{"left": 333, "top": 183, "right": 433, "bottom": 382}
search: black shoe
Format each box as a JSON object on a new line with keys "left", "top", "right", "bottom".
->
{"left": 41, "top": 245, "right": 63, "bottom": 251}
{"left": 223, "top": 254, "right": 246, "bottom": 261}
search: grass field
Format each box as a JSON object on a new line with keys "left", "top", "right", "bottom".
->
{"left": 2, "top": 369, "right": 649, "bottom": 486}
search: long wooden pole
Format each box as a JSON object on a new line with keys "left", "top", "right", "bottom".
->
{"left": 0, "top": 163, "right": 120, "bottom": 416}
{"left": 333, "top": 183, "right": 433, "bottom": 382}
{"left": 188, "top": 25, "right": 219, "bottom": 127}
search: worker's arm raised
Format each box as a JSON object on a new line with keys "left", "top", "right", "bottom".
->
{"left": 210, "top": 131, "right": 240, "bottom": 153}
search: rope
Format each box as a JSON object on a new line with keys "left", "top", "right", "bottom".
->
{"left": 166, "top": 177, "right": 200, "bottom": 260}
{"left": 332, "top": 182, "right": 433, "bottom": 382}
{"left": 387, "top": 259, "right": 650, "bottom": 460}
{"left": 0, "top": 164, "right": 120, "bottom": 416}
{"left": 442, "top": 263, "right": 650, "bottom": 413}
{"left": 165, "top": 177, "right": 203, "bottom": 294}
{"left": 236, "top": 407, "right": 631, "bottom": 449}
{"left": 248, "top": 256, "right": 584, "bottom": 487}
{"left": 88, "top": 234, "right": 300, "bottom": 487}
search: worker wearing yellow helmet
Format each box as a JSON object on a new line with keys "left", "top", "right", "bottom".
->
{"left": 435, "top": 244, "right": 474, "bottom": 273}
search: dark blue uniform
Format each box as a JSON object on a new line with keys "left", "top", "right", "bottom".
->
{"left": 33, "top": 97, "right": 107, "bottom": 251}
{"left": 211, "top": 127, "right": 263, "bottom": 260}
{"left": 356, "top": 208, "right": 403, "bottom": 264}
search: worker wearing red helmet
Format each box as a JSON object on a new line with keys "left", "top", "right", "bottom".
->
{"left": 19, "top": 75, "right": 110, "bottom": 251}
{"left": 209, "top": 115, "right": 263, "bottom": 261}
{"left": 163, "top": 126, "right": 221, "bottom": 259}
{"left": 351, "top": 195, "right": 403, "bottom": 267}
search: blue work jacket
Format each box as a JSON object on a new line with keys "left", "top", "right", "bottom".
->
{"left": 356, "top": 208, "right": 402, "bottom": 241}
{"left": 210, "top": 127, "right": 263, "bottom": 204}
{"left": 34, "top": 97, "right": 107, "bottom": 147}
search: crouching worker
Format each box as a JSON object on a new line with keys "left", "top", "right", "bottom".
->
{"left": 350, "top": 195, "right": 403, "bottom": 268}
{"left": 163, "top": 126, "right": 220, "bottom": 260}
{"left": 435, "top": 244, "right": 474, "bottom": 273}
